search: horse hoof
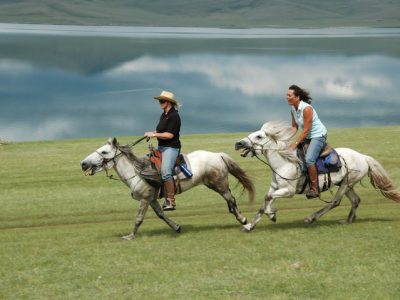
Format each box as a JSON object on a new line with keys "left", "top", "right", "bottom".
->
{"left": 121, "top": 233, "right": 135, "bottom": 241}
{"left": 270, "top": 214, "right": 276, "bottom": 223}
{"left": 339, "top": 220, "right": 352, "bottom": 225}
{"left": 241, "top": 223, "right": 252, "bottom": 232}
{"left": 304, "top": 217, "right": 314, "bottom": 224}
{"left": 241, "top": 217, "right": 247, "bottom": 225}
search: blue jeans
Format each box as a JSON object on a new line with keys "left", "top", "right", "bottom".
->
{"left": 158, "top": 146, "right": 180, "bottom": 181}
{"left": 305, "top": 135, "right": 327, "bottom": 167}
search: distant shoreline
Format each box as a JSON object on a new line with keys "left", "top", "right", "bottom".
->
{"left": 1, "top": 23, "right": 400, "bottom": 39}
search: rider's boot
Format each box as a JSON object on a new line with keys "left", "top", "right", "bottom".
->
{"left": 306, "top": 164, "right": 320, "bottom": 199}
{"left": 162, "top": 179, "right": 176, "bottom": 211}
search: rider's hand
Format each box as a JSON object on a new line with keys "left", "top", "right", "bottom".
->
{"left": 289, "top": 143, "right": 298, "bottom": 151}
{"left": 144, "top": 131, "right": 156, "bottom": 138}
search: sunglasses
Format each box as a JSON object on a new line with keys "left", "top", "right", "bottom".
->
{"left": 158, "top": 100, "right": 166, "bottom": 104}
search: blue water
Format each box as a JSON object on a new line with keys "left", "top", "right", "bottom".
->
{"left": 0, "top": 24, "right": 399, "bottom": 141}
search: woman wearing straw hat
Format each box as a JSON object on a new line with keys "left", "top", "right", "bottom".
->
{"left": 144, "top": 90, "right": 181, "bottom": 211}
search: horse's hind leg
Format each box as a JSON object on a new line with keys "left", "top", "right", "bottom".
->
{"left": 149, "top": 198, "right": 181, "bottom": 233}
{"left": 222, "top": 189, "right": 247, "bottom": 225}
{"left": 206, "top": 183, "right": 247, "bottom": 225}
{"left": 305, "top": 184, "right": 348, "bottom": 224}
{"left": 341, "top": 188, "right": 360, "bottom": 224}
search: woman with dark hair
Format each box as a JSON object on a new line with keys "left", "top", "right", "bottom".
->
{"left": 287, "top": 84, "right": 327, "bottom": 198}
{"left": 145, "top": 90, "right": 181, "bottom": 210}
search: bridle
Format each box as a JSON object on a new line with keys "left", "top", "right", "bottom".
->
{"left": 245, "top": 136, "right": 303, "bottom": 181}
{"left": 96, "top": 136, "right": 149, "bottom": 181}
{"left": 95, "top": 148, "right": 123, "bottom": 180}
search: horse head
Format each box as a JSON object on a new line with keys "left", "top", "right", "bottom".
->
{"left": 235, "top": 121, "right": 293, "bottom": 157}
{"left": 235, "top": 128, "right": 269, "bottom": 157}
{"left": 81, "top": 137, "right": 120, "bottom": 176}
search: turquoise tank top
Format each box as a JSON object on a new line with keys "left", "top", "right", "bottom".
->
{"left": 291, "top": 101, "right": 327, "bottom": 139}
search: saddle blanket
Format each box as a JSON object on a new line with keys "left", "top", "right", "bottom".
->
{"left": 299, "top": 148, "right": 342, "bottom": 174}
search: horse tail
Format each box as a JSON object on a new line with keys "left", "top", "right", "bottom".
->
{"left": 220, "top": 153, "right": 255, "bottom": 204}
{"left": 365, "top": 155, "right": 400, "bottom": 203}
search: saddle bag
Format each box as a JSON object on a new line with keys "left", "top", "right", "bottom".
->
{"left": 149, "top": 148, "right": 162, "bottom": 174}
{"left": 298, "top": 143, "right": 342, "bottom": 174}
{"left": 149, "top": 147, "right": 193, "bottom": 178}
{"left": 319, "top": 149, "right": 341, "bottom": 173}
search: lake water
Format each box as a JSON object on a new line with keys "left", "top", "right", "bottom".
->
{"left": 1, "top": 24, "right": 400, "bottom": 141}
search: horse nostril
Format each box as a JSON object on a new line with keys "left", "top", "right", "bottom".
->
{"left": 235, "top": 141, "right": 243, "bottom": 150}
{"left": 81, "top": 161, "right": 88, "bottom": 171}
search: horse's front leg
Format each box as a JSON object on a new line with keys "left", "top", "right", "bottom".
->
{"left": 122, "top": 198, "right": 150, "bottom": 241}
{"left": 242, "top": 194, "right": 273, "bottom": 232}
{"left": 149, "top": 198, "right": 181, "bottom": 233}
{"left": 242, "top": 185, "right": 294, "bottom": 232}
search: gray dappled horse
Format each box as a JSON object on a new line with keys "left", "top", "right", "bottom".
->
{"left": 235, "top": 121, "right": 400, "bottom": 232}
{"left": 81, "top": 138, "right": 254, "bottom": 240}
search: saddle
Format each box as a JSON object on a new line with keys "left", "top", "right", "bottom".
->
{"left": 138, "top": 146, "right": 193, "bottom": 198}
{"left": 298, "top": 143, "right": 342, "bottom": 175}
{"left": 148, "top": 148, "right": 192, "bottom": 178}
{"left": 297, "top": 143, "right": 342, "bottom": 194}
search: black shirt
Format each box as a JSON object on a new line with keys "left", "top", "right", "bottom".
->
{"left": 156, "top": 107, "right": 181, "bottom": 148}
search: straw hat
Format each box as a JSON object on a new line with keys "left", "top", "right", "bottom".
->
{"left": 154, "top": 90, "right": 180, "bottom": 107}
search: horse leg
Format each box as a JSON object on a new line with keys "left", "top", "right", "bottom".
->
{"left": 122, "top": 199, "right": 150, "bottom": 241}
{"left": 340, "top": 188, "right": 360, "bottom": 224}
{"left": 304, "top": 184, "right": 348, "bottom": 224}
{"left": 220, "top": 189, "right": 248, "bottom": 225}
{"left": 205, "top": 182, "right": 247, "bottom": 225}
{"left": 242, "top": 194, "right": 273, "bottom": 232}
{"left": 263, "top": 181, "right": 296, "bottom": 223}
{"left": 149, "top": 198, "right": 181, "bottom": 233}
{"left": 242, "top": 184, "right": 295, "bottom": 232}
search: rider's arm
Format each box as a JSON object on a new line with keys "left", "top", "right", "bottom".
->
{"left": 144, "top": 131, "right": 174, "bottom": 140}
{"left": 296, "top": 107, "right": 313, "bottom": 144}
{"left": 289, "top": 107, "right": 313, "bottom": 150}
{"left": 291, "top": 112, "right": 298, "bottom": 136}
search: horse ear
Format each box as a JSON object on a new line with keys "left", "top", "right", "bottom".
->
{"left": 261, "top": 127, "right": 270, "bottom": 137}
{"left": 107, "top": 137, "right": 118, "bottom": 146}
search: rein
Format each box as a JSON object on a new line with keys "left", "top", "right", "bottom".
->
{"left": 99, "top": 136, "right": 149, "bottom": 181}
{"left": 246, "top": 137, "right": 303, "bottom": 181}
{"left": 129, "top": 136, "right": 150, "bottom": 148}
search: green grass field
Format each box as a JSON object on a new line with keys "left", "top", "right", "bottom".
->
{"left": 1, "top": 127, "right": 400, "bottom": 299}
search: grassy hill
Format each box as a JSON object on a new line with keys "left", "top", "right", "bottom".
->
{"left": 0, "top": 0, "right": 399, "bottom": 28}
{"left": 1, "top": 127, "right": 400, "bottom": 298}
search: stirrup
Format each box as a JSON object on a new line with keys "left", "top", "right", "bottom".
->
{"left": 306, "top": 190, "right": 320, "bottom": 199}
{"left": 162, "top": 199, "right": 176, "bottom": 211}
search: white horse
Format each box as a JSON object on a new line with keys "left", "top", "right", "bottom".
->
{"left": 235, "top": 121, "right": 400, "bottom": 232}
{"left": 81, "top": 138, "right": 255, "bottom": 240}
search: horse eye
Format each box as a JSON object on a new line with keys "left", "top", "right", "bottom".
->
{"left": 101, "top": 151, "right": 108, "bottom": 155}
{"left": 256, "top": 135, "right": 262, "bottom": 139}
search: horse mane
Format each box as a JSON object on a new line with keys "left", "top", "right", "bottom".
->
{"left": 261, "top": 121, "right": 299, "bottom": 164}
{"left": 118, "top": 144, "right": 151, "bottom": 170}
